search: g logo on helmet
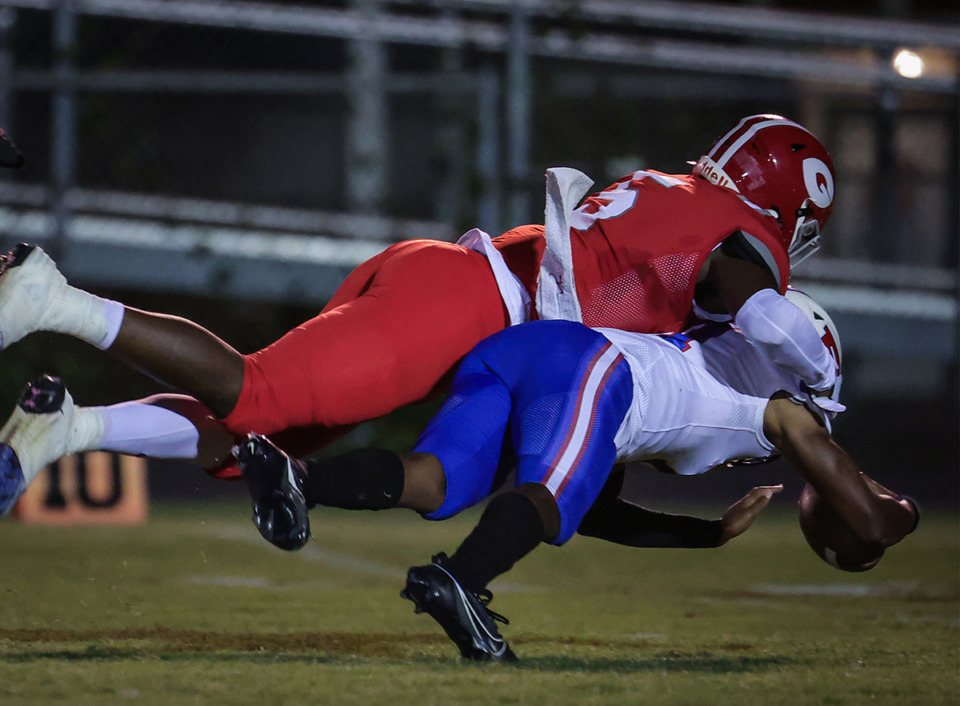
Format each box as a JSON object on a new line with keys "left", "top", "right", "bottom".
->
{"left": 803, "top": 157, "right": 834, "bottom": 208}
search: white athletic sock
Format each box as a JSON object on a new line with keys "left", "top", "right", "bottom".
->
{"left": 85, "top": 402, "right": 200, "bottom": 459}
{"left": 99, "top": 299, "right": 125, "bottom": 349}
{"left": 48, "top": 285, "right": 125, "bottom": 350}
{"left": 66, "top": 406, "right": 106, "bottom": 459}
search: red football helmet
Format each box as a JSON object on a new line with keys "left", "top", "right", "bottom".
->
{"left": 693, "top": 114, "right": 835, "bottom": 267}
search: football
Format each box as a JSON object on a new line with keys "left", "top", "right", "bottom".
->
{"left": 797, "top": 483, "right": 884, "bottom": 572}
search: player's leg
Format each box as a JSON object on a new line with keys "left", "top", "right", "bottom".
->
{"left": 233, "top": 329, "right": 519, "bottom": 659}
{"left": 221, "top": 239, "right": 508, "bottom": 436}
{"left": 0, "top": 375, "right": 239, "bottom": 514}
{"left": 106, "top": 235, "right": 398, "bottom": 421}
{"left": 234, "top": 338, "right": 514, "bottom": 551}
{"left": 416, "top": 323, "right": 631, "bottom": 591}
{"left": 233, "top": 431, "right": 450, "bottom": 551}
{"left": 0, "top": 240, "right": 382, "bottom": 420}
{"left": 398, "top": 336, "right": 522, "bottom": 662}
{"left": 0, "top": 239, "right": 504, "bottom": 473}
{"left": 425, "top": 321, "right": 631, "bottom": 592}
{"left": 0, "top": 243, "right": 246, "bottom": 418}
{"left": 403, "top": 322, "right": 633, "bottom": 662}
{"left": 108, "top": 308, "right": 244, "bottom": 419}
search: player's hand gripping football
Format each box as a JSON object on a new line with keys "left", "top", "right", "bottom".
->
{"left": 719, "top": 484, "right": 784, "bottom": 545}
{"left": 857, "top": 472, "right": 920, "bottom": 542}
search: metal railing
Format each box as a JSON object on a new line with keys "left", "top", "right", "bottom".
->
{"left": 0, "top": 0, "right": 956, "bottom": 380}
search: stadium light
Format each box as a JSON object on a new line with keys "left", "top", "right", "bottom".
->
{"left": 892, "top": 48, "right": 924, "bottom": 78}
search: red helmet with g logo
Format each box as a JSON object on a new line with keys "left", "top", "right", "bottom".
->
{"left": 693, "top": 114, "right": 835, "bottom": 267}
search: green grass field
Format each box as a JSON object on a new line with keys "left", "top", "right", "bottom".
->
{"left": 1, "top": 502, "right": 957, "bottom": 705}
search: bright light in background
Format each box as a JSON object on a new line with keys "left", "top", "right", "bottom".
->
{"left": 892, "top": 49, "right": 925, "bottom": 79}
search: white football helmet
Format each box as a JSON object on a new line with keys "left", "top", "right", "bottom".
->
{"left": 785, "top": 287, "right": 842, "bottom": 405}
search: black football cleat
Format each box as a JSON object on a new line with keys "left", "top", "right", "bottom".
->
{"left": 235, "top": 433, "right": 310, "bottom": 551}
{"left": 401, "top": 553, "right": 517, "bottom": 663}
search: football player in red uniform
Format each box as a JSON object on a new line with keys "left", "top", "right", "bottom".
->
{"left": 0, "top": 115, "right": 839, "bottom": 502}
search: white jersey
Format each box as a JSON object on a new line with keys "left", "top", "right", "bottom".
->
{"left": 597, "top": 326, "right": 785, "bottom": 476}
{"left": 690, "top": 321, "right": 801, "bottom": 399}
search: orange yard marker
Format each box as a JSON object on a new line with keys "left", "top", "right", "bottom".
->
{"left": 12, "top": 452, "right": 148, "bottom": 525}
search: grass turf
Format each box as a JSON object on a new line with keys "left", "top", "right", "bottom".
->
{"left": 0, "top": 502, "right": 956, "bottom": 705}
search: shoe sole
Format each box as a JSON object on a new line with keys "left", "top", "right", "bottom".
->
{"left": 17, "top": 375, "right": 67, "bottom": 415}
{"left": 0, "top": 243, "right": 37, "bottom": 275}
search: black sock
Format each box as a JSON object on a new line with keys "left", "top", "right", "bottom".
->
{"left": 441, "top": 491, "right": 546, "bottom": 594}
{"left": 301, "top": 448, "right": 404, "bottom": 510}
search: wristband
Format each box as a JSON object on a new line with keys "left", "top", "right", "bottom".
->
{"left": 898, "top": 495, "right": 921, "bottom": 535}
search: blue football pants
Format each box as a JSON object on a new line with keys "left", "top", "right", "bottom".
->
{"left": 414, "top": 320, "right": 633, "bottom": 544}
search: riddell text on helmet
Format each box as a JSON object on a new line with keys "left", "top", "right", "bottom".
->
{"left": 693, "top": 157, "right": 737, "bottom": 192}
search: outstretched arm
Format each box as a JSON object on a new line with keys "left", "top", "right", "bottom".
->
{"left": 578, "top": 498, "right": 725, "bottom": 548}
{"left": 577, "top": 466, "right": 782, "bottom": 548}
{"left": 763, "top": 395, "right": 916, "bottom": 547}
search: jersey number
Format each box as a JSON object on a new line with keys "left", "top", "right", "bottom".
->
{"left": 569, "top": 170, "right": 685, "bottom": 232}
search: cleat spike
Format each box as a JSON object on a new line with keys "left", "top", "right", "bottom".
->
{"left": 18, "top": 375, "right": 66, "bottom": 414}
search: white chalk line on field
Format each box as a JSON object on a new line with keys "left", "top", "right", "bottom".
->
{"left": 193, "top": 521, "right": 536, "bottom": 593}
{"left": 747, "top": 581, "right": 922, "bottom": 598}
{"left": 188, "top": 575, "right": 271, "bottom": 588}
{"left": 200, "top": 522, "right": 404, "bottom": 578}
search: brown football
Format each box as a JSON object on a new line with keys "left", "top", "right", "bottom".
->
{"left": 797, "top": 484, "right": 884, "bottom": 572}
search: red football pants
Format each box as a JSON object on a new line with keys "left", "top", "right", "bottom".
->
{"left": 215, "top": 239, "right": 509, "bottom": 475}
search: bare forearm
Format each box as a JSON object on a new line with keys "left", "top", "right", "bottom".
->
{"left": 769, "top": 402, "right": 915, "bottom": 546}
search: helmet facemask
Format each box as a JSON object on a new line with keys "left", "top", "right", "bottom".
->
{"left": 787, "top": 201, "right": 822, "bottom": 268}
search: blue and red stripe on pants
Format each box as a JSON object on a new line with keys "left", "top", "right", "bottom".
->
{"left": 415, "top": 320, "right": 633, "bottom": 544}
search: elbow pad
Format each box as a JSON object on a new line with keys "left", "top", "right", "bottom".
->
{"left": 735, "top": 288, "right": 837, "bottom": 391}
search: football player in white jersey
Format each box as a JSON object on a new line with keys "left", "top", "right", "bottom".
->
{"left": 231, "top": 289, "right": 917, "bottom": 662}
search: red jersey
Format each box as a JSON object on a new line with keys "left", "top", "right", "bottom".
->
{"left": 493, "top": 170, "right": 790, "bottom": 334}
